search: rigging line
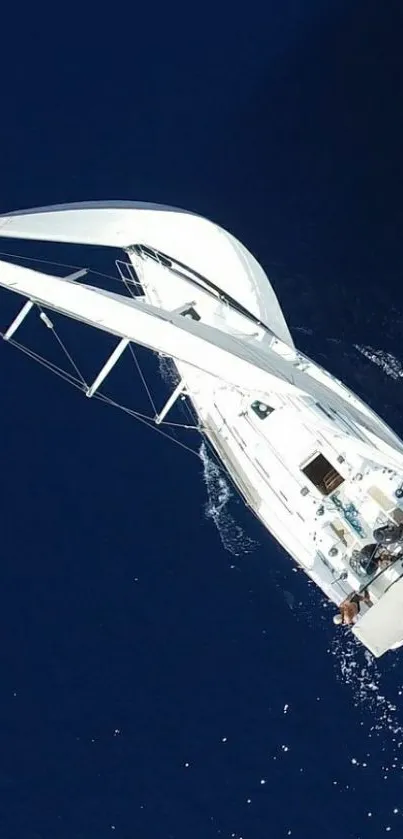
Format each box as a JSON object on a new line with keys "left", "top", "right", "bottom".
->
{"left": 0, "top": 250, "right": 83, "bottom": 272}
{"left": 0, "top": 250, "right": 137, "bottom": 291}
{"left": 3, "top": 330, "right": 197, "bottom": 429}
{"left": 3, "top": 336, "right": 85, "bottom": 391}
{"left": 89, "top": 268, "right": 138, "bottom": 287}
{"left": 93, "top": 391, "right": 202, "bottom": 459}
{"left": 35, "top": 304, "right": 88, "bottom": 388}
{"left": 128, "top": 342, "right": 157, "bottom": 415}
{"left": 124, "top": 349, "right": 198, "bottom": 428}
{"left": 1, "top": 334, "right": 233, "bottom": 478}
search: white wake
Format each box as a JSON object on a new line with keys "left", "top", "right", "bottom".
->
{"left": 329, "top": 634, "right": 403, "bottom": 773}
{"left": 158, "top": 357, "right": 257, "bottom": 556}
{"left": 327, "top": 341, "right": 403, "bottom": 772}
{"left": 355, "top": 345, "right": 403, "bottom": 380}
{"left": 158, "top": 355, "right": 181, "bottom": 387}
{"left": 199, "top": 442, "right": 258, "bottom": 556}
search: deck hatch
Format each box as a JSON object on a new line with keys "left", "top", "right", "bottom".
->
{"left": 301, "top": 452, "right": 344, "bottom": 496}
{"left": 251, "top": 400, "right": 274, "bottom": 420}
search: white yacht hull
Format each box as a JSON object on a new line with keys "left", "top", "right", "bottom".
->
{"left": 1, "top": 200, "right": 403, "bottom": 657}
{"left": 170, "top": 360, "right": 403, "bottom": 659}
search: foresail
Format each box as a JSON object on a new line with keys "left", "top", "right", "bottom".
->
{"left": 0, "top": 201, "right": 295, "bottom": 349}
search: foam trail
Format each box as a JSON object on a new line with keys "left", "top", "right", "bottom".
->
{"left": 158, "top": 355, "right": 181, "bottom": 387}
{"left": 330, "top": 633, "right": 403, "bottom": 772}
{"left": 355, "top": 345, "right": 403, "bottom": 380}
{"left": 158, "top": 357, "right": 258, "bottom": 555}
{"left": 199, "top": 442, "right": 258, "bottom": 556}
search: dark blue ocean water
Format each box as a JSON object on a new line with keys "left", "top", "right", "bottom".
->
{"left": 1, "top": 3, "right": 403, "bottom": 837}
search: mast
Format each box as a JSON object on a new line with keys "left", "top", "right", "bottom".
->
{"left": 0, "top": 259, "right": 299, "bottom": 398}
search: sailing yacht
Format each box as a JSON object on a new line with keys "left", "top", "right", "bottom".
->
{"left": 1, "top": 200, "right": 403, "bottom": 658}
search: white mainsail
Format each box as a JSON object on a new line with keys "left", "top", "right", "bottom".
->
{"left": 0, "top": 201, "right": 295, "bottom": 349}
{"left": 0, "top": 258, "right": 299, "bottom": 398}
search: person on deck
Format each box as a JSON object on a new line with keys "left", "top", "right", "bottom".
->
{"left": 333, "top": 590, "right": 372, "bottom": 626}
